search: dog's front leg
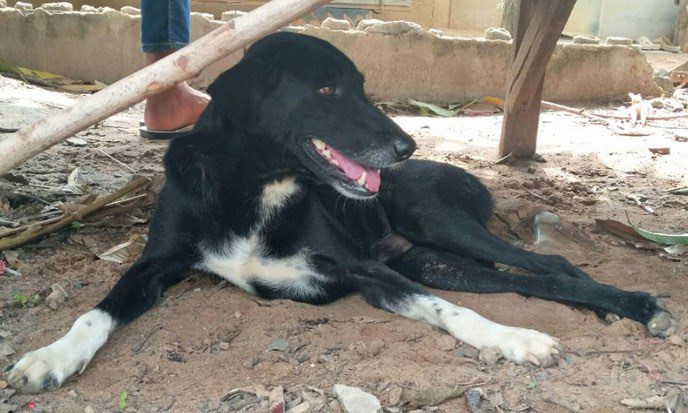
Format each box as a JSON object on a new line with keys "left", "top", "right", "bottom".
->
{"left": 354, "top": 263, "right": 561, "bottom": 366}
{"left": 4, "top": 255, "right": 193, "bottom": 393}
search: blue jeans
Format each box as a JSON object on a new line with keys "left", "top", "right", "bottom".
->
{"left": 140, "top": 0, "right": 190, "bottom": 52}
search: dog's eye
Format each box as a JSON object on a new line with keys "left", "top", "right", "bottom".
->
{"left": 318, "top": 86, "right": 337, "bottom": 96}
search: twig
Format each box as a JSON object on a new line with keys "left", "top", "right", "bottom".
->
{"left": 95, "top": 148, "right": 140, "bottom": 175}
{"left": 494, "top": 152, "right": 513, "bottom": 165}
{"left": 519, "top": 184, "right": 555, "bottom": 206}
{"left": 0, "top": 216, "right": 64, "bottom": 238}
{"left": 105, "top": 194, "right": 149, "bottom": 207}
{"left": 0, "top": 176, "right": 149, "bottom": 250}
{"left": 0, "top": 218, "right": 19, "bottom": 227}
{"left": 132, "top": 326, "right": 163, "bottom": 355}
{"left": 542, "top": 100, "right": 610, "bottom": 124}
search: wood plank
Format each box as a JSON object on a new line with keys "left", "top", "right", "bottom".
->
{"left": 498, "top": 0, "right": 576, "bottom": 158}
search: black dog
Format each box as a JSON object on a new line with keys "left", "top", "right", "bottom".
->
{"left": 6, "top": 32, "right": 676, "bottom": 393}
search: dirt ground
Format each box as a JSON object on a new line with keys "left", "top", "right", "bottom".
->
{"left": 0, "top": 75, "right": 687, "bottom": 413}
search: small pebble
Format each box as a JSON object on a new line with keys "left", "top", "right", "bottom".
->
{"left": 329, "top": 399, "right": 343, "bottom": 413}
{"left": 535, "top": 370, "right": 549, "bottom": 382}
{"left": 40, "top": 2, "right": 73, "bottom": 12}
{"left": 572, "top": 35, "right": 600, "bottom": 45}
{"left": 65, "top": 137, "right": 88, "bottom": 147}
{"left": 45, "top": 283, "right": 69, "bottom": 310}
{"left": 321, "top": 17, "right": 351, "bottom": 31}
{"left": 437, "top": 336, "right": 456, "bottom": 351}
{"left": 84, "top": 407, "right": 95, "bottom": 413}
{"left": 388, "top": 385, "right": 403, "bottom": 405}
{"left": 333, "top": 384, "right": 382, "bottom": 413}
{"left": 606, "top": 36, "right": 633, "bottom": 46}
{"left": 485, "top": 27, "right": 512, "bottom": 41}
{"left": 0, "top": 342, "right": 15, "bottom": 357}
{"left": 267, "top": 339, "right": 289, "bottom": 352}
{"left": 478, "top": 346, "right": 502, "bottom": 365}
{"left": 219, "top": 341, "right": 230, "bottom": 351}
{"left": 243, "top": 357, "right": 259, "bottom": 369}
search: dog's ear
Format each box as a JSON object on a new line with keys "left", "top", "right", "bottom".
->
{"left": 207, "top": 55, "right": 279, "bottom": 124}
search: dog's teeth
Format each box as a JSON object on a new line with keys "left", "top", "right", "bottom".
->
{"left": 321, "top": 149, "right": 331, "bottom": 159}
{"left": 331, "top": 159, "right": 340, "bottom": 166}
{"left": 357, "top": 172, "right": 367, "bottom": 186}
{"left": 313, "top": 139, "right": 326, "bottom": 150}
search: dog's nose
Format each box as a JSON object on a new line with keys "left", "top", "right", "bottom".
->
{"left": 393, "top": 137, "right": 416, "bottom": 161}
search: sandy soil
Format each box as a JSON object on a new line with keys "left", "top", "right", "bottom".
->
{"left": 0, "top": 76, "right": 687, "bottom": 413}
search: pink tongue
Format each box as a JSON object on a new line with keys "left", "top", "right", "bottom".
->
{"left": 328, "top": 146, "right": 381, "bottom": 192}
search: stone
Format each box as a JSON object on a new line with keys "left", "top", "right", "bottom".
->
{"left": 387, "top": 385, "right": 403, "bottom": 405}
{"left": 40, "top": 2, "right": 72, "bottom": 12}
{"left": 329, "top": 399, "right": 343, "bottom": 413}
{"left": 654, "top": 75, "right": 674, "bottom": 94}
{"left": 415, "top": 386, "right": 463, "bottom": 407}
{"left": 606, "top": 36, "right": 633, "bottom": 46}
{"left": 0, "top": 342, "right": 15, "bottom": 357}
{"left": 364, "top": 20, "right": 421, "bottom": 35}
{"left": 65, "top": 137, "right": 87, "bottom": 146}
{"left": 478, "top": 346, "right": 502, "bottom": 365}
{"left": 485, "top": 27, "right": 511, "bottom": 41}
{"left": 84, "top": 407, "right": 94, "bottom": 413}
{"left": 321, "top": 17, "right": 351, "bottom": 31}
{"left": 14, "top": 2, "right": 33, "bottom": 13}
{"left": 119, "top": 6, "right": 140, "bottom": 16}
{"left": 356, "top": 18, "right": 383, "bottom": 31}
{"left": 288, "top": 401, "right": 312, "bottom": 413}
{"left": 45, "top": 283, "right": 69, "bottom": 310}
{"left": 218, "top": 341, "right": 230, "bottom": 350}
{"left": 572, "top": 35, "right": 600, "bottom": 45}
{"left": 333, "top": 384, "right": 382, "bottom": 413}
{"left": 221, "top": 10, "right": 246, "bottom": 22}
{"left": 436, "top": 335, "right": 455, "bottom": 351}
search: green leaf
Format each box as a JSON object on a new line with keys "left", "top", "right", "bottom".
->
{"left": 118, "top": 391, "right": 128, "bottom": 410}
{"left": 12, "top": 290, "right": 28, "bottom": 306}
{"left": 526, "top": 381, "right": 539, "bottom": 390}
{"left": 634, "top": 227, "right": 688, "bottom": 245}
{"left": 71, "top": 221, "right": 84, "bottom": 230}
{"left": 407, "top": 99, "right": 460, "bottom": 117}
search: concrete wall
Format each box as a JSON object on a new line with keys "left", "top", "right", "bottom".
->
{"left": 0, "top": 5, "right": 661, "bottom": 103}
{"left": 599, "top": 0, "right": 678, "bottom": 40}
{"left": 448, "top": 0, "right": 501, "bottom": 31}
{"left": 18, "top": 1, "right": 682, "bottom": 36}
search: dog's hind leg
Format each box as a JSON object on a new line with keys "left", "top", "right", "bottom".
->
{"left": 352, "top": 262, "right": 561, "bottom": 366}
{"left": 389, "top": 247, "right": 677, "bottom": 338}
{"left": 4, "top": 253, "right": 194, "bottom": 394}
{"left": 382, "top": 160, "right": 592, "bottom": 280}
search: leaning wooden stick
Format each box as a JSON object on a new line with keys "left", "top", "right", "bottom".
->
{"left": 0, "top": 176, "right": 150, "bottom": 250}
{"left": 0, "top": 0, "right": 330, "bottom": 175}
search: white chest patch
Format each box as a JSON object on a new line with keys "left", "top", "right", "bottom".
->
{"left": 195, "top": 178, "right": 325, "bottom": 299}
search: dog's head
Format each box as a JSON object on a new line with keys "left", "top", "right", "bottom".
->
{"left": 207, "top": 32, "right": 416, "bottom": 199}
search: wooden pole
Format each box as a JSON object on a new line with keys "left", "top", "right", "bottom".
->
{"left": 498, "top": 0, "right": 576, "bottom": 158}
{"left": 0, "top": 0, "right": 331, "bottom": 175}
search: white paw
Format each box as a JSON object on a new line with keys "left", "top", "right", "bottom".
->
{"left": 4, "top": 346, "right": 84, "bottom": 394}
{"left": 4, "top": 309, "right": 113, "bottom": 394}
{"left": 497, "top": 327, "right": 561, "bottom": 367}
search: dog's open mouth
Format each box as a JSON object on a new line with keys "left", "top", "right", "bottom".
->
{"left": 310, "top": 138, "right": 381, "bottom": 196}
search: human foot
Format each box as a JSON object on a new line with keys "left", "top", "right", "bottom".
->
{"left": 143, "top": 81, "right": 209, "bottom": 131}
